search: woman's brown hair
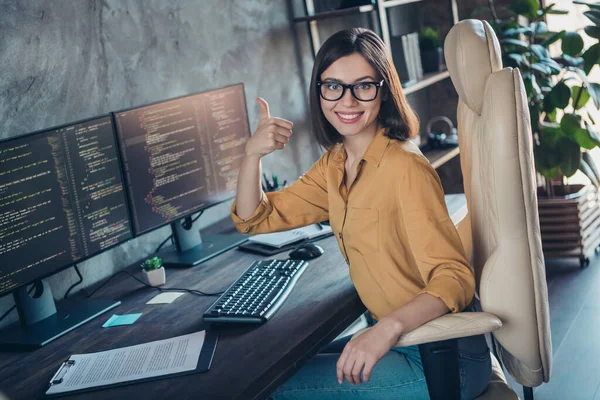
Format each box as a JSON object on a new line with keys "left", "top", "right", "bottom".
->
{"left": 309, "top": 28, "right": 419, "bottom": 149}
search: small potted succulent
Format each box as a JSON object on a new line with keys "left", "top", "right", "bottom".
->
{"left": 419, "top": 26, "right": 444, "bottom": 73}
{"left": 141, "top": 256, "right": 166, "bottom": 286}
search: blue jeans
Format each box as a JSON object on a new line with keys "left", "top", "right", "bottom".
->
{"left": 270, "top": 321, "right": 492, "bottom": 400}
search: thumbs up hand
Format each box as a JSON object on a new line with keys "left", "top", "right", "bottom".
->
{"left": 245, "top": 98, "right": 293, "bottom": 158}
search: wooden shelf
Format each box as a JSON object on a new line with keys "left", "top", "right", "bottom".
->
{"left": 424, "top": 146, "right": 460, "bottom": 169}
{"left": 382, "top": 0, "right": 423, "bottom": 8}
{"left": 403, "top": 70, "right": 451, "bottom": 95}
{"left": 293, "top": 4, "right": 375, "bottom": 23}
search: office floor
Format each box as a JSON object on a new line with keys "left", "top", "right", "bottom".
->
{"left": 506, "top": 253, "right": 600, "bottom": 399}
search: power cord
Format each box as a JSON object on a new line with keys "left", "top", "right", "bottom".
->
{"left": 83, "top": 265, "right": 225, "bottom": 299}
{"left": 64, "top": 264, "right": 83, "bottom": 299}
{"left": 154, "top": 211, "right": 205, "bottom": 254}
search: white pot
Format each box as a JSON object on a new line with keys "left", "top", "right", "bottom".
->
{"left": 143, "top": 267, "right": 166, "bottom": 287}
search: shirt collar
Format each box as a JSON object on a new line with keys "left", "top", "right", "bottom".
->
{"left": 331, "top": 127, "right": 390, "bottom": 168}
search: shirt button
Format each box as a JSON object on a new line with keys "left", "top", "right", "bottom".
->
{"left": 339, "top": 232, "right": 343, "bottom": 239}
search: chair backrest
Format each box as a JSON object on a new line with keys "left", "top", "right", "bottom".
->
{"left": 444, "top": 19, "right": 552, "bottom": 387}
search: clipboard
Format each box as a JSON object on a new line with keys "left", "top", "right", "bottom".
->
{"left": 45, "top": 330, "right": 218, "bottom": 397}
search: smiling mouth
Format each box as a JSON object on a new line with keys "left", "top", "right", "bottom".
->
{"left": 335, "top": 112, "right": 364, "bottom": 124}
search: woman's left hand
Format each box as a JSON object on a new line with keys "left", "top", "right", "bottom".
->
{"left": 336, "top": 318, "right": 403, "bottom": 385}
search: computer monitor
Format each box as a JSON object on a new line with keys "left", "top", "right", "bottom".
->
{"left": 0, "top": 115, "right": 133, "bottom": 350}
{"left": 114, "top": 84, "right": 250, "bottom": 267}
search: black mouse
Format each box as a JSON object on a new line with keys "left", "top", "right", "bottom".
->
{"left": 289, "top": 243, "right": 324, "bottom": 260}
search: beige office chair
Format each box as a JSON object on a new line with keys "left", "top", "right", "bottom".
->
{"left": 352, "top": 19, "right": 552, "bottom": 399}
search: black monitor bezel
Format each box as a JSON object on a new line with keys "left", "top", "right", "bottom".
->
{"left": 111, "top": 82, "right": 251, "bottom": 237}
{"left": 0, "top": 114, "right": 135, "bottom": 298}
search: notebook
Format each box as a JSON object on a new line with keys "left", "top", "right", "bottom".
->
{"left": 247, "top": 223, "right": 333, "bottom": 248}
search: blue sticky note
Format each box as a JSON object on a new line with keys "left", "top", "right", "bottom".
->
{"left": 102, "top": 313, "right": 142, "bottom": 328}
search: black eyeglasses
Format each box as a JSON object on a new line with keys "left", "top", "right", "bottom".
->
{"left": 317, "top": 80, "right": 385, "bottom": 102}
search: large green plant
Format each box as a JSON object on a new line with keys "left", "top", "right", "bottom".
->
{"left": 484, "top": 0, "right": 600, "bottom": 195}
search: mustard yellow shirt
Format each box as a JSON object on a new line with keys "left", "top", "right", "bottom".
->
{"left": 231, "top": 129, "right": 475, "bottom": 321}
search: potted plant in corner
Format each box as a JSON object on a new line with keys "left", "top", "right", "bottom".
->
{"left": 483, "top": 0, "right": 600, "bottom": 267}
{"left": 419, "top": 26, "right": 444, "bottom": 73}
{"left": 142, "top": 256, "right": 166, "bottom": 286}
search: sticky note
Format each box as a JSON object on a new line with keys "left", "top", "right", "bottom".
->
{"left": 102, "top": 313, "right": 142, "bottom": 328}
{"left": 146, "top": 292, "right": 184, "bottom": 304}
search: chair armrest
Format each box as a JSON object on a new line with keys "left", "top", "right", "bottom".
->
{"left": 351, "top": 312, "right": 502, "bottom": 347}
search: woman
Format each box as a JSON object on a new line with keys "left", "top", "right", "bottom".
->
{"left": 231, "top": 28, "right": 492, "bottom": 399}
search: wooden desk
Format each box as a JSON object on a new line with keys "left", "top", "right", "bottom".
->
{"left": 0, "top": 194, "right": 467, "bottom": 400}
{"left": 0, "top": 234, "right": 365, "bottom": 400}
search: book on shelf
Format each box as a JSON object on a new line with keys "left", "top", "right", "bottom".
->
{"left": 391, "top": 34, "right": 417, "bottom": 87}
{"left": 410, "top": 32, "right": 423, "bottom": 80}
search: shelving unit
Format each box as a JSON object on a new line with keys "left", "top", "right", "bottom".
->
{"left": 293, "top": 4, "right": 375, "bottom": 22}
{"left": 293, "top": 0, "right": 460, "bottom": 170}
{"left": 424, "top": 146, "right": 460, "bottom": 169}
{"left": 403, "top": 70, "right": 450, "bottom": 95}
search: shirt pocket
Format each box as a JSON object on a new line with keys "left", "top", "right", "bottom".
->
{"left": 345, "top": 207, "right": 379, "bottom": 255}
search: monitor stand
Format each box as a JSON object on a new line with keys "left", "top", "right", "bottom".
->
{"left": 0, "top": 280, "right": 120, "bottom": 352}
{"left": 159, "top": 215, "right": 248, "bottom": 268}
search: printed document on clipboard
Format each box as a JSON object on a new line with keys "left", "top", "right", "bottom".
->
{"left": 247, "top": 223, "right": 333, "bottom": 248}
{"left": 46, "top": 330, "right": 218, "bottom": 396}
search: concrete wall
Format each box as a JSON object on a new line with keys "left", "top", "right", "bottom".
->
{"left": 0, "top": 0, "right": 318, "bottom": 328}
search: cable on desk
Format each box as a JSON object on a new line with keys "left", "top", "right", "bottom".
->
{"left": 154, "top": 235, "right": 174, "bottom": 254}
{"left": 64, "top": 264, "right": 83, "bottom": 299}
{"left": 119, "top": 270, "right": 226, "bottom": 297}
{"left": 85, "top": 267, "right": 225, "bottom": 298}
{"left": 154, "top": 210, "right": 205, "bottom": 254}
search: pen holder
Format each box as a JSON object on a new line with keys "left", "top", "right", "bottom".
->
{"left": 141, "top": 257, "right": 166, "bottom": 287}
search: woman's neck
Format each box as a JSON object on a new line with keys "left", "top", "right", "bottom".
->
{"left": 343, "top": 123, "right": 380, "bottom": 163}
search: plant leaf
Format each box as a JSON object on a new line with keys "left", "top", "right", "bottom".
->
{"left": 564, "top": 54, "right": 585, "bottom": 67}
{"left": 531, "top": 62, "right": 552, "bottom": 74}
{"left": 541, "top": 30, "right": 566, "bottom": 46}
{"left": 584, "top": 10, "right": 600, "bottom": 25}
{"left": 551, "top": 81, "right": 572, "bottom": 108}
{"left": 501, "top": 38, "right": 530, "bottom": 48}
{"left": 585, "top": 26, "right": 600, "bottom": 39}
{"left": 510, "top": 0, "right": 540, "bottom": 19}
{"left": 539, "top": 58, "right": 563, "bottom": 74}
{"left": 572, "top": 86, "right": 591, "bottom": 109}
{"left": 540, "top": 122, "right": 564, "bottom": 145}
{"left": 586, "top": 123, "right": 600, "bottom": 144}
{"left": 589, "top": 82, "right": 600, "bottom": 108}
{"left": 561, "top": 113, "right": 582, "bottom": 136}
{"left": 583, "top": 43, "right": 600, "bottom": 74}
{"left": 531, "top": 44, "right": 549, "bottom": 59}
{"left": 532, "top": 21, "right": 548, "bottom": 36}
{"left": 543, "top": 94, "right": 556, "bottom": 113}
{"left": 573, "top": 125, "right": 600, "bottom": 149}
{"left": 574, "top": 0, "right": 600, "bottom": 10}
{"left": 588, "top": 110, "right": 597, "bottom": 125}
{"left": 508, "top": 53, "right": 524, "bottom": 63}
{"left": 530, "top": 107, "right": 540, "bottom": 134}
{"left": 547, "top": 9, "right": 569, "bottom": 14}
{"left": 503, "top": 27, "right": 532, "bottom": 36}
{"left": 562, "top": 32, "right": 585, "bottom": 56}
{"left": 534, "top": 139, "right": 562, "bottom": 179}
{"left": 559, "top": 138, "right": 582, "bottom": 177}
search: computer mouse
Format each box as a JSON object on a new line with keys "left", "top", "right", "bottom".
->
{"left": 289, "top": 243, "right": 324, "bottom": 260}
